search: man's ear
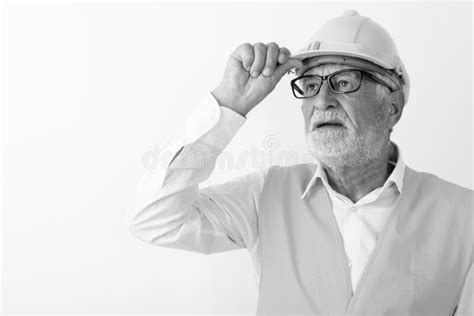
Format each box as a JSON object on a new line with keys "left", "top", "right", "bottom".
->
{"left": 387, "top": 90, "right": 404, "bottom": 129}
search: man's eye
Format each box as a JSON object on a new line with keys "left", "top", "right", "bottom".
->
{"left": 336, "top": 80, "right": 355, "bottom": 89}
{"left": 340, "top": 81, "right": 349, "bottom": 87}
{"left": 305, "top": 83, "right": 318, "bottom": 91}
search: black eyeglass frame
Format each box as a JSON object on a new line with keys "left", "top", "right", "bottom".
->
{"left": 290, "top": 68, "right": 398, "bottom": 99}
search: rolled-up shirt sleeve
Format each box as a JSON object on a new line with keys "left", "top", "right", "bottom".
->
{"left": 127, "top": 92, "right": 265, "bottom": 255}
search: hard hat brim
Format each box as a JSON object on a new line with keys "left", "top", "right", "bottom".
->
{"left": 291, "top": 50, "right": 394, "bottom": 72}
{"left": 291, "top": 53, "right": 394, "bottom": 78}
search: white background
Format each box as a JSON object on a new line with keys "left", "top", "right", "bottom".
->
{"left": 2, "top": 1, "right": 473, "bottom": 314}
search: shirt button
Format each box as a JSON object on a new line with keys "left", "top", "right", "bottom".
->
{"left": 348, "top": 261, "right": 352, "bottom": 268}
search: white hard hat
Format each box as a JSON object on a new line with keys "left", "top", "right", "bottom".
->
{"left": 292, "top": 10, "right": 410, "bottom": 106}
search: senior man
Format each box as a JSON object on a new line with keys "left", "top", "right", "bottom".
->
{"left": 128, "top": 11, "right": 473, "bottom": 315}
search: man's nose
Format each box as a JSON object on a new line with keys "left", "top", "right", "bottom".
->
{"left": 312, "top": 80, "right": 337, "bottom": 110}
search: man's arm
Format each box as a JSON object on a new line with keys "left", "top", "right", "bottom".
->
{"left": 127, "top": 42, "right": 302, "bottom": 254}
{"left": 127, "top": 93, "right": 266, "bottom": 254}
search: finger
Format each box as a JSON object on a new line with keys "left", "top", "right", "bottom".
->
{"left": 262, "top": 42, "right": 279, "bottom": 77}
{"left": 273, "top": 58, "right": 304, "bottom": 82}
{"left": 231, "top": 43, "right": 254, "bottom": 71}
{"left": 278, "top": 47, "right": 291, "bottom": 64}
{"left": 249, "top": 42, "right": 267, "bottom": 78}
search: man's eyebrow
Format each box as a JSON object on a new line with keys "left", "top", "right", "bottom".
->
{"left": 303, "top": 68, "right": 321, "bottom": 76}
{"left": 303, "top": 67, "right": 329, "bottom": 76}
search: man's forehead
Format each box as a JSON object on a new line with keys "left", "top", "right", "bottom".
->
{"left": 303, "top": 63, "right": 354, "bottom": 76}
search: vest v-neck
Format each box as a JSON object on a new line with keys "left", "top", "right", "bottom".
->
{"left": 314, "top": 178, "right": 354, "bottom": 301}
{"left": 309, "top": 166, "right": 412, "bottom": 311}
{"left": 344, "top": 167, "right": 412, "bottom": 312}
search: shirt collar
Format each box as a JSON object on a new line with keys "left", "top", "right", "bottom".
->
{"left": 300, "top": 141, "right": 406, "bottom": 200}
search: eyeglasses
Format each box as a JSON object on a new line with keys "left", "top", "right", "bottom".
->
{"left": 290, "top": 68, "right": 397, "bottom": 99}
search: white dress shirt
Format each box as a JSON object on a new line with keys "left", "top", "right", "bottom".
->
{"left": 128, "top": 92, "right": 405, "bottom": 293}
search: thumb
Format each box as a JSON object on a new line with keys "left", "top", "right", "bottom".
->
{"left": 273, "top": 58, "right": 304, "bottom": 81}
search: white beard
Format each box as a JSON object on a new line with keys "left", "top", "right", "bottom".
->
{"left": 306, "top": 122, "right": 389, "bottom": 171}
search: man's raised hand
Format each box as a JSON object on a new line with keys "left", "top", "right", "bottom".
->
{"left": 212, "top": 42, "right": 303, "bottom": 117}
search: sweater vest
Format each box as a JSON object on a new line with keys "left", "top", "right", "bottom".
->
{"left": 256, "top": 164, "right": 473, "bottom": 315}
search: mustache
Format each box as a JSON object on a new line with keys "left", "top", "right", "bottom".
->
{"left": 310, "top": 111, "right": 349, "bottom": 130}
